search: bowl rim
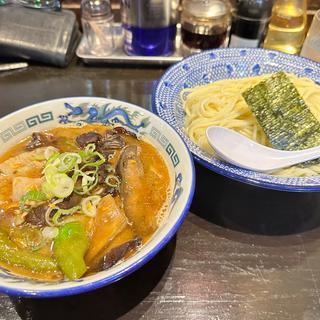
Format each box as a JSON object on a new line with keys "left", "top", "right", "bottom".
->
{"left": 152, "top": 47, "right": 320, "bottom": 192}
{"left": 0, "top": 97, "right": 196, "bottom": 297}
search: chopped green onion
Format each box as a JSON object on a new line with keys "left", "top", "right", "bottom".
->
{"left": 50, "top": 174, "right": 74, "bottom": 198}
{"left": 81, "top": 152, "right": 105, "bottom": 168}
{"left": 105, "top": 174, "right": 120, "bottom": 188}
{"left": 44, "top": 164, "right": 58, "bottom": 183}
{"left": 57, "top": 153, "right": 82, "bottom": 173}
{"left": 46, "top": 153, "right": 60, "bottom": 166}
{"left": 20, "top": 190, "right": 48, "bottom": 210}
{"left": 85, "top": 143, "right": 96, "bottom": 154}
{"left": 44, "top": 200, "right": 80, "bottom": 227}
{"left": 43, "top": 167, "right": 75, "bottom": 198}
{"left": 80, "top": 144, "right": 106, "bottom": 166}
{"left": 71, "top": 169, "right": 81, "bottom": 182}
{"left": 51, "top": 206, "right": 81, "bottom": 226}
{"left": 44, "top": 146, "right": 59, "bottom": 160}
{"left": 44, "top": 199, "right": 63, "bottom": 227}
{"left": 74, "top": 170, "right": 99, "bottom": 195}
{"left": 81, "top": 196, "right": 101, "bottom": 217}
{"left": 42, "top": 226, "right": 59, "bottom": 239}
{"left": 105, "top": 164, "right": 115, "bottom": 173}
{"left": 41, "top": 181, "right": 54, "bottom": 198}
{"left": 42, "top": 141, "right": 106, "bottom": 200}
{"left": 79, "top": 143, "right": 96, "bottom": 161}
{"left": 82, "top": 171, "right": 96, "bottom": 186}
{"left": 45, "top": 152, "right": 81, "bottom": 174}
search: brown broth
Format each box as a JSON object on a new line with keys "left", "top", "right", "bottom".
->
{"left": 0, "top": 124, "right": 171, "bottom": 281}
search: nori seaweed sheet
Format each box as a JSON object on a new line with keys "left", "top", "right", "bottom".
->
{"left": 242, "top": 72, "right": 320, "bottom": 153}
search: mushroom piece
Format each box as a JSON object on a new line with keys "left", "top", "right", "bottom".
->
{"left": 25, "top": 203, "right": 48, "bottom": 227}
{"left": 116, "top": 145, "right": 143, "bottom": 179}
{"left": 116, "top": 145, "right": 157, "bottom": 235}
{"left": 76, "top": 132, "right": 102, "bottom": 148}
{"left": 98, "top": 131, "right": 126, "bottom": 151}
{"left": 111, "top": 127, "right": 137, "bottom": 138}
{"left": 57, "top": 193, "right": 82, "bottom": 210}
{"left": 26, "top": 132, "right": 56, "bottom": 151}
{"left": 89, "top": 237, "right": 142, "bottom": 273}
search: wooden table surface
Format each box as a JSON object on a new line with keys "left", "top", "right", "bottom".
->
{"left": 1, "top": 61, "right": 320, "bottom": 320}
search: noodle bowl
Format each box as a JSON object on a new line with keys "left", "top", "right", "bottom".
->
{"left": 154, "top": 48, "right": 320, "bottom": 235}
{"left": 0, "top": 97, "right": 195, "bottom": 297}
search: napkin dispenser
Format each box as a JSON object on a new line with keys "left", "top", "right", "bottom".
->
{"left": 0, "top": 6, "right": 80, "bottom": 67}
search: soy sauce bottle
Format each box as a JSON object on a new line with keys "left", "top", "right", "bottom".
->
{"left": 181, "top": 0, "right": 231, "bottom": 54}
{"left": 229, "top": 0, "right": 273, "bottom": 48}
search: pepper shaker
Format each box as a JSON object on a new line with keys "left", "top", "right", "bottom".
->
{"left": 81, "top": 0, "right": 115, "bottom": 56}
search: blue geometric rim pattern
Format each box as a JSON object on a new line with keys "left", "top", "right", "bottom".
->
{"left": 0, "top": 112, "right": 54, "bottom": 143}
{"left": 150, "top": 127, "right": 180, "bottom": 167}
{"left": 152, "top": 48, "right": 320, "bottom": 191}
{"left": 0, "top": 97, "right": 196, "bottom": 297}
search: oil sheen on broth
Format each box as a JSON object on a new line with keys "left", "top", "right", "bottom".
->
{"left": 0, "top": 124, "right": 171, "bottom": 281}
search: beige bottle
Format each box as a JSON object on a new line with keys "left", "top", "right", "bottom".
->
{"left": 263, "top": 0, "right": 307, "bottom": 55}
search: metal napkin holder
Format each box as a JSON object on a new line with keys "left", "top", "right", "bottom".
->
{"left": 0, "top": 6, "right": 80, "bottom": 67}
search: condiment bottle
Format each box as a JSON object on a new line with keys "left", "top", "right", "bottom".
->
{"left": 81, "top": 0, "right": 115, "bottom": 56}
{"left": 181, "top": 0, "right": 231, "bottom": 54}
{"left": 0, "top": 0, "right": 60, "bottom": 10}
{"left": 263, "top": 0, "right": 307, "bottom": 55}
{"left": 300, "top": 10, "right": 320, "bottom": 62}
{"left": 229, "top": 0, "right": 273, "bottom": 48}
{"left": 121, "top": 0, "right": 178, "bottom": 56}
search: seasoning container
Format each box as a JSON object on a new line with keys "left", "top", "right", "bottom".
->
{"left": 229, "top": 0, "right": 273, "bottom": 48}
{"left": 181, "top": 0, "right": 231, "bottom": 54}
{"left": 300, "top": 10, "right": 320, "bottom": 62}
{"left": 263, "top": 0, "right": 307, "bottom": 55}
{"left": 121, "top": 0, "right": 178, "bottom": 56}
{"left": 81, "top": 0, "right": 115, "bottom": 56}
{"left": 0, "top": 0, "right": 61, "bottom": 10}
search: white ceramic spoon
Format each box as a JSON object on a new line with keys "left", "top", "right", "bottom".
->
{"left": 206, "top": 126, "right": 320, "bottom": 172}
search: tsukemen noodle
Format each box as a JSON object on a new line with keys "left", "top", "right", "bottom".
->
{"left": 182, "top": 72, "right": 320, "bottom": 176}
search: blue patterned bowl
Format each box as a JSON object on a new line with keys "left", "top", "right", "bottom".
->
{"left": 0, "top": 97, "right": 195, "bottom": 297}
{"left": 153, "top": 48, "right": 320, "bottom": 192}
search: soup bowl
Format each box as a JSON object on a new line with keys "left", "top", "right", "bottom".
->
{"left": 153, "top": 48, "right": 320, "bottom": 235}
{"left": 0, "top": 97, "right": 195, "bottom": 297}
